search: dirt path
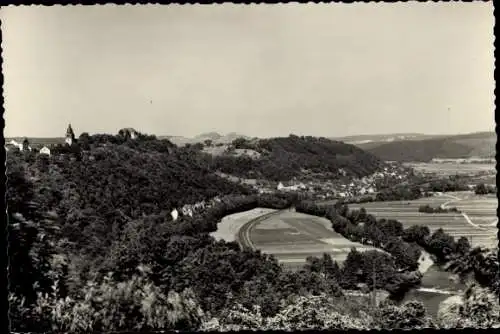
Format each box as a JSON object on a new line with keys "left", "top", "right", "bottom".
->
{"left": 441, "top": 198, "right": 491, "bottom": 231}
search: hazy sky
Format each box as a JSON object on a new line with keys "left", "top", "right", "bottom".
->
{"left": 1, "top": 3, "right": 495, "bottom": 138}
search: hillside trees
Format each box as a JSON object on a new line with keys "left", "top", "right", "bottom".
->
{"left": 9, "top": 136, "right": 363, "bottom": 331}
{"left": 7, "top": 154, "right": 65, "bottom": 306}
{"left": 212, "top": 136, "right": 383, "bottom": 181}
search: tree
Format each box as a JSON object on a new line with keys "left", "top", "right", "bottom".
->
{"left": 378, "top": 219, "right": 404, "bottom": 237}
{"left": 475, "top": 183, "right": 488, "bottom": 195}
{"left": 340, "top": 248, "right": 364, "bottom": 289}
{"left": 384, "top": 238, "right": 420, "bottom": 271}
{"left": 402, "top": 225, "right": 431, "bottom": 244}
{"left": 231, "top": 138, "right": 248, "bottom": 149}
{"left": 455, "top": 236, "right": 471, "bottom": 255}
{"left": 78, "top": 132, "right": 91, "bottom": 150}
{"left": 203, "top": 139, "right": 213, "bottom": 147}
{"left": 426, "top": 228, "right": 456, "bottom": 263}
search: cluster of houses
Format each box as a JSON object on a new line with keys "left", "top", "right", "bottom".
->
{"left": 250, "top": 163, "right": 411, "bottom": 200}
{"left": 5, "top": 124, "right": 78, "bottom": 156}
{"left": 170, "top": 197, "right": 227, "bottom": 221}
{"left": 6, "top": 124, "right": 141, "bottom": 157}
{"left": 5, "top": 138, "right": 51, "bottom": 155}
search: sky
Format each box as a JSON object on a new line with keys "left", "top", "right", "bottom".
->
{"left": 1, "top": 3, "right": 495, "bottom": 138}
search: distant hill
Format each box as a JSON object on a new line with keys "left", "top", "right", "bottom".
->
{"left": 207, "top": 135, "right": 385, "bottom": 181}
{"left": 6, "top": 137, "right": 65, "bottom": 148}
{"left": 163, "top": 132, "right": 250, "bottom": 146}
{"left": 360, "top": 132, "right": 495, "bottom": 162}
{"left": 331, "top": 133, "right": 429, "bottom": 144}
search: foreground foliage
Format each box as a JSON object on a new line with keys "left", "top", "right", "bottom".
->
{"left": 7, "top": 133, "right": 499, "bottom": 331}
{"left": 437, "top": 284, "right": 500, "bottom": 329}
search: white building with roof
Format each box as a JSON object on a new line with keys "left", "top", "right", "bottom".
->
{"left": 40, "top": 146, "right": 51, "bottom": 155}
{"left": 171, "top": 208, "right": 179, "bottom": 221}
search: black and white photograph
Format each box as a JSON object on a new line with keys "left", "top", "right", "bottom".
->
{"left": 2, "top": 2, "right": 498, "bottom": 332}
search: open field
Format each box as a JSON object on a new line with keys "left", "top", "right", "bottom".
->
{"left": 403, "top": 162, "right": 496, "bottom": 176}
{"left": 248, "top": 210, "right": 382, "bottom": 268}
{"left": 210, "top": 208, "right": 277, "bottom": 242}
{"left": 349, "top": 192, "right": 497, "bottom": 249}
{"left": 444, "top": 192, "right": 497, "bottom": 226}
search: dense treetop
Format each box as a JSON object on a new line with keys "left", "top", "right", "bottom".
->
{"left": 210, "top": 135, "right": 384, "bottom": 181}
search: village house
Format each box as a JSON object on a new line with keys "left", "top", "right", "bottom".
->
{"left": 170, "top": 208, "right": 179, "bottom": 221}
{"left": 39, "top": 146, "right": 51, "bottom": 156}
{"left": 181, "top": 206, "right": 194, "bottom": 217}
{"left": 5, "top": 139, "right": 22, "bottom": 151}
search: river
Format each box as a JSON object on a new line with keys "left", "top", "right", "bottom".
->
{"left": 215, "top": 209, "right": 464, "bottom": 318}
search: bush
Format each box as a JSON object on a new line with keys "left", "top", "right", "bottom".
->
{"left": 437, "top": 284, "right": 500, "bottom": 329}
{"left": 376, "top": 300, "right": 435, "bottom": 329}
{"left": 418, "top": 204, "right": 460, "bottom": 214}
{"left": 475, "top": 183, "right": 496, "bottom": 195}
{"left": 11, "top": 266, "right": 206, "bottom": 333}
{"left": 201, "top": 294, "right": 373, "bottom": 331}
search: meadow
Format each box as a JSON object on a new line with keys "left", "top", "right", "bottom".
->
{"left": 248, "top": 210, "right": 382, "bottom": 268}
{"left": 403, "top": 162, "right": 496, "bottom": 176}
{"left": 349, "top": 192, "right": 497, "bottom": 249}
{"left": 210, "top": 207, "right": 277, "bottom": 242}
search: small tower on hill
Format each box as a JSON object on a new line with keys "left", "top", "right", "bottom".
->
{"left": 65, "top": 124, "right": 76, "bottom": 146}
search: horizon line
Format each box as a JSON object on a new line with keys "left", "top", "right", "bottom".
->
{"left": 4, "top": 129, "right": 495, "bottom": 140}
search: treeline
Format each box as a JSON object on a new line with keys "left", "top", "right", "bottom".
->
{"left": 375, "top": 185, "right": 423, "bottom": 202}
{"left": 474, "top": 183, "right": 496, "bottom": 195}
{"left": 424, "top": 177, "right": 470, "bottom": 192}
{"left": 295, "top": 200, "right": 499, "bottom": 297}
{"left": 296, "top": 201, "right": 423, "bottom": 298}
{"left": 418, "top": 204, "right": 460, "bottom": 214}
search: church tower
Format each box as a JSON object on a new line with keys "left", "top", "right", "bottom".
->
{"left": 22, "top": 138, "right": 30, "bottom": 151}
{"left": 65, "top": 124, "right": 75, "bottom": 146}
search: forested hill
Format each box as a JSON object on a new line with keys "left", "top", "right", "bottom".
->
{"left": 207, "top": 135, "right": 385, "bottom": 181}
{"left": 360, "top": 132, "right": 495, "bottom": 162}
{"left": 31, "top": 138, "right": 254, "bottom": 217}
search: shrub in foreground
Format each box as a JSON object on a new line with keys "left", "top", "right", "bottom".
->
{"left": 10, "top": 266, "right": 205, "bottom": 333}
{"left": 437, "top": 284, "right": 500, "bottom": 329}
